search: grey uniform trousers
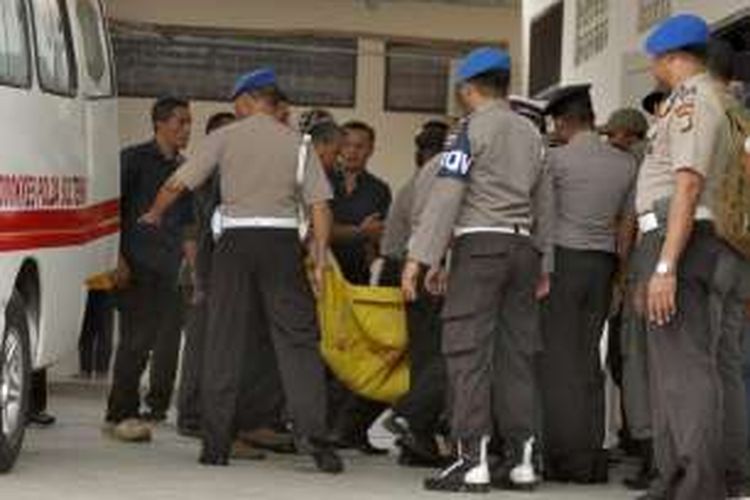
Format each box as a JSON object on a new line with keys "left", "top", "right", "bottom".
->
{"left": 621, "top": 253, "right": 653, "bottom": 442}
{"left": 441, "top": 233, "right": 541, "bottom": 440}
{"left": 540, "top": 246, "right": 616, "bottom": 477}
{"left": 200, "top": 229, "right": 327, "bottom": 460}
{"left": 637, "top": 226, "right": 725, "bottom": 500}
{"left": 712, "top": 248, "right": 750, "bottom": 492}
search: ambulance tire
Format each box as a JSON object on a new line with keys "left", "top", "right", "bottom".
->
{"left": 0, "top": 293, "right": 31, "bottom": 473}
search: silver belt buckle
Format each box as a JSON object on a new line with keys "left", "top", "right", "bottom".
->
{"left": 211, "top": 209, "right": 224, "bottom": 241}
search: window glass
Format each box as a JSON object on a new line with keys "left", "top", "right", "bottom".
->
{"left": 31, "top": 0, "right": 76, "bottom": 95}
{"left": 0, "top": 0, "right": 31, "bottom": 87}
{"left": 112, "top": 25, "right": 356, "bottom": 106}
{"left": 76, "top": 0, "right": 107, "bottom": 88}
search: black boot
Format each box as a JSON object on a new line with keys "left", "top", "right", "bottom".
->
{"left": 623, "top": 439, "right": 657, "bottom": 491}
{"left": 491, "top": 436, "right": 541, "bottom": 492}
{"left": 424, "top": 436, "right": 491, "bottom": 493}
{"left": 299, "top": 437, "right": 345, "bottom": 474}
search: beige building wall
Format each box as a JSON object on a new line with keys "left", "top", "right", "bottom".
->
{"left": 522, "top": 0, "right": 750, "bottom": 120}
{"left": 106, "top": 0, "right": 521, "bottom": 190}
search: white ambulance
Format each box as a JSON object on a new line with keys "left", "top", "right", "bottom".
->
{"left": 0, "top": 0, "right": 118, "bottom": 471}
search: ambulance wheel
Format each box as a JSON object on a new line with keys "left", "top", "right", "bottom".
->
{"left": 0, "top": 293, "right": 31, "bottom": 473}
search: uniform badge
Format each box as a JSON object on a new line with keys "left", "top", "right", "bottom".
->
{"left": 438, "top": 122, "right": 473, "bottom": 180}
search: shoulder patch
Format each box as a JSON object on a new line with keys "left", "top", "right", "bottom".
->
{"left": 438, "top": 121, "right": 473, "bottom": 180}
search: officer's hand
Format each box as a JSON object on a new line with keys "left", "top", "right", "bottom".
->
{"left": 113, "top": 254, "right": 131, "bottom": 289}
{"left": 139, "top": 210, "right": 162, "bottom": 227}
{"left": 312, "top": 263, "right": 326, "bottom": 299}
{"left": 647, "top": 273, "right": 676, "bottom": 326}
{"left": 359, "top": 214, "right": 385, "bottom": 241}
{"left": 401, "top": 260, "right": 421, "bottom": 302}
{"left": 424, "top": 266, "right": 447, "bottom": 296}
{"left": 535, "top": 273, "right": 551, "bottom": 300}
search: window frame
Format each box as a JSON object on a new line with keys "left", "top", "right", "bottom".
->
{"left": 73, "top": 0, "right": 114, "bottom": 98}
{"left": 0, "top": 0, "right": 33, "bottom": 89}
{"left": 384, "top": 42, "right": 453, "bottom": 114}
{"left": 28, "top": 0, "right": 79, "bottom": 97}
{"left": 111, "top": 26, "right": 357, "bottom": 107}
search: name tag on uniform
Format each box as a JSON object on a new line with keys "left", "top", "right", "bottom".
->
{"left": 438, "top": 123, "right": 473, "bottom": 180}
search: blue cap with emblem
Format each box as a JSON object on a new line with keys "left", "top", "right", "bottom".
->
{"left": 456, "top": 47, "right": 511, "bottom": 83}
{"left": 230, "top": 67, "right": 277, "bottom": 100}
{"left": 645, "top": 13, "right": 710, "bottom": 57}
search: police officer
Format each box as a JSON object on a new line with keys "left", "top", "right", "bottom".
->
{"left": 634, "top": 14, "right": 731, "bottom": 499}
{"left": 402, "top": 47, "right": 551, "bottom": 493}
{"left": 381, "top": 120, "right": 450, "bottom": 467}
{"left": 707, "top": 38, "right": 750, "bottom": 499}
{"left": 538, "top": 84, "right": 638, "bottom": 484}
{"left": 141, "top": 68, "right": 343, "bottom": 473}
{"left": 177, "top": 112, "right": 236, "bottom": 439}
{"left": 601, "top": 108, "right": 649, "bottom": 163}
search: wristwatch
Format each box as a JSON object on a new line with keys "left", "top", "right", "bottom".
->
{"left": 655, "top": 260, "right": 674, "bottom": 276}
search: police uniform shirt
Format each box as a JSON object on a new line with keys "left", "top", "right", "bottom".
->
{"left": 410, "top": 156, "right": 442, "bottom": 234}
{"left": 550, "top": 131, "right": 638, "bottom": 253}
{"left": 173, "top": 113, "right": 332, "bottom": 217}
{"left": 408, "top": 100, "right": 546, "bottom": 266}
{"left": 381, "top": 172, "right": 417, "bottom": 259}
{"left": 636, "top": 72, "right": 730, "bottom": 215}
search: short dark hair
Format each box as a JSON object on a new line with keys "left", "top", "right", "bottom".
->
{"left": 310, "top": 121, "right": 343, "bottom": 146}
{"left": 152, "top": 96, "right": 189, "bottom": 129}
{"left": 707, "top": 39, "right": 735, "bottom": 82}
{"left": 677, "top": 44, "right": 709, "bottom": 63}
{"left": 467, "top": 69, "right": 511, "bottom": 97}
{"left": 558, "top": 102, "right": 595, "bottom": 126}
{"left": 248, "top": 85, "right": 282, "bottom": 107}
{"left": 276, "top": 89, "right": 291, "bottom": 104}
{"left": 205, "top": 112, "right": 235, "bottom": 134}
{"left": 342, "top": 120, "right": 376, "bottom": 144}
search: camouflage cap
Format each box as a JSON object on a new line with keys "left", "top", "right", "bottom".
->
{"left": 600, "top": 108, "right": 649, "bottom": 136}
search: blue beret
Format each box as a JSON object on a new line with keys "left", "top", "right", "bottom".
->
{"left": 456, "top": 47, "right": 511, "bottom": 83}
{"left": 230, "top": 68, "right": 277, "bottom": 100}
{"left": 645, "top": 14, "right": 709, "bottom": 57}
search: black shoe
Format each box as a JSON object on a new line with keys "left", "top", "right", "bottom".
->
{"left": 28, "top": 411, "right": 56, "bottom": 427}
{"left": 424, "top": 437, "right": 491, "bottom": 494}
{"left": 424, "top": 458, "right": 491, "bottom": 493}
{"left": 177, "top": 425, "right": 202, "bottom": 439}
{"left": 305, "top": 438, "right": 344, "bottom": 474}
{"left": 140, "top": 411, "right": 167, "bottom": 423}
{"left": 337, "top": 434, "right": 388, "bottom": 455}
{"left": 397, "top": 440, "right": 451, "bottom": 469}
{"left": 545, "top": 450, "right": 609, "bottom": 485}
{"left": 623, "top": 464, "right": 657, "bottom": 491}
{"left": 312, "top": 447, "right": 344, "bottom": 474}
{"left": 198, "top": 451, "right": 228, "bottom": 466}
{"left": 623, "top": 439, "right": 656, "bottom": 491}
{"left": 635, "top": 493, "right": 665, "bottom": 500}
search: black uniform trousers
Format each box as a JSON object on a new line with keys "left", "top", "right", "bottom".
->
{"left": 387, "top": 263, "right": 447, "bottom": 437}
{"left": 178, "top": 236, "right": 284, "bottom": 432}
{"left": 441, "top": 233, "right": 541, "bottom": 440}
{"left": 79, "top": 290, "right": 114, "bottom": 376}
{"left": 636, "top": 225, "right": 725, "bottom": 500}
{"left": 106, "top": 268, "right": 183, "bottom": 422}
{"left": 540, "top": 246, "right": 616, "bottom": 478}
{"left": 30, "top": 369, "right": 49, "bottom": 416}
{"left": 200, "top": 229, "right": 327, "bottom": 460}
